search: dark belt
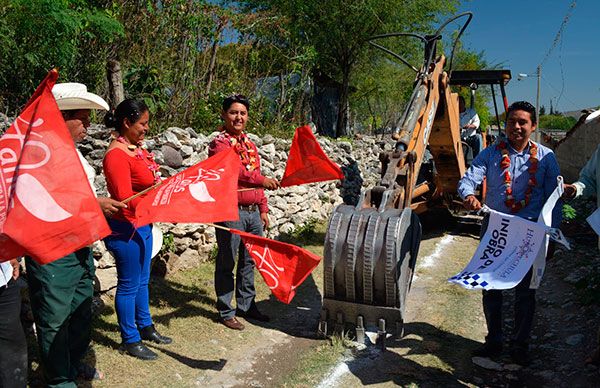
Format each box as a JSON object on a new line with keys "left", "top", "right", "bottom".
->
{"left": 239, "top": 204, "right": 258, "bottom": 212}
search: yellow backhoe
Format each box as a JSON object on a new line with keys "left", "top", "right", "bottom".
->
{"left": 318, "top": 13, "right": 512, "bottom": 344}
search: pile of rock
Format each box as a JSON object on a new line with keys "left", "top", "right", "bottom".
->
{"left": 77, "top": 125, "right": 387, "bottom": 293}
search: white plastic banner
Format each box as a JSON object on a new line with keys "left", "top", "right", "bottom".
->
{"left": 586, "top": 207, "right": 600, "bottom": 236}
{"left": 449, "top": 210, "right": 548, "bottom": 290}
{"left": 449, "top": 177, "right": 565, "bottom": 290}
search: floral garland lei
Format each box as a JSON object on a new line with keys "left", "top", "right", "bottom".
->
{"left": 497, "top": 140, "right": 538, "bottom": 212}
{"left": 220, "top": 130, "right": 258, "bottom": 171}
{"left": 117, "top": 136, "right": 162, "bottom": 183}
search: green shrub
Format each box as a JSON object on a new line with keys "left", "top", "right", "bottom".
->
{"left": 562, "top": 204, "right": 577, "bottom": 221}
{"left": 208, "top": 244, "right": 219, "bottom": 262}
{"left": 161, "top": 232, "right": 175, "bottom": 254}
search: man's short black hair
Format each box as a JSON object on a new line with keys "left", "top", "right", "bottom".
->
{"left": 507, "top": 101, "right": 537, "bottom": 124}
{"left": 223, "top": 94, "right": 250, "bottom": 112}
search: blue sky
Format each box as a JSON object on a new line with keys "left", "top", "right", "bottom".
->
{"left": 455, "top": 0, "right": 599, "bottom": 112}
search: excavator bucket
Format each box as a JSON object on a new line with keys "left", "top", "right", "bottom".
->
{"left": 319, "top": 203, "right": 421, "bottom": 339}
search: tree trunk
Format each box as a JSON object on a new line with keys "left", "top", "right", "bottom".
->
{"left": 106, "top": 59, "right": 125, "bottom": 108}
{"left": 205, "top": 21, "right": 224, "bottom": 98}
{"left": 277, "top": 71, "right": 286, "bottom": 117}
{"left": 335, "top": 68, "right": 350, "bottom": 138}
{"left": 311, "top": 71, "right": 339, "bottom": 137}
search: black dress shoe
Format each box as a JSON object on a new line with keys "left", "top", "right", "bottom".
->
{"left": 120, "top": 342, "right": 158, "bottom": 360}
{"left": 472, "top": 341, "right": 503, "bottom": 358}
{"left": 140, "top": 324, "right": 173, "bottom": 344}
{"left": 237, "top": 306, "right": 270, "bottom": 322}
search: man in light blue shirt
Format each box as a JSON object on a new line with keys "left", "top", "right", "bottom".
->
{"left": 458, "top": 101, "right": 562, "bottom": 365}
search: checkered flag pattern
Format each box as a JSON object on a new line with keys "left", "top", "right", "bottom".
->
{"left": 450, "top": 271, "right": 489, "bottom": 289}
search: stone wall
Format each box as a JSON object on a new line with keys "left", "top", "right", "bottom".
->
{"left": 77, "top": 125, "right": 386, "bottom": 293}
{"left": 551, "top": 112, "right": 600, "bottom": 182}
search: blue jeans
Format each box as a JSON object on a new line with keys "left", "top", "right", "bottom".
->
{"left": 215, "top": 208, "right": 263, "bottom": 319}
{"left": 104, "top": 219, "right": 153, "bottom": 344}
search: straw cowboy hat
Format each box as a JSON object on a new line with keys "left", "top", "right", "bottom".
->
{"left": 51, "top": 83, "right": 109, "bottom": 111}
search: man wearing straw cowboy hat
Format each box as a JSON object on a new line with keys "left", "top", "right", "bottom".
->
{"left": 26, "top": 83, "right": 125, "bottom": 387}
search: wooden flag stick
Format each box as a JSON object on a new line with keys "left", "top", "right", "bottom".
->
{"left": 122, "top": 181, "right": 163, "bottom": 204}
{"left": 204, "top": 222, "right": 231, "bottom": 232}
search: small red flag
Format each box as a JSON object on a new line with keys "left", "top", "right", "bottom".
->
{"left": 0, "top": 70, "right": 111, "bottom": 264}
{"left": 232, "top": 230, "right": 321, "bottom": 304}
{"left": 135, "top": 148, "right": 240, "bottom": 226}
{"left": 280, "top": 125, "right": 344, "bottom": 187}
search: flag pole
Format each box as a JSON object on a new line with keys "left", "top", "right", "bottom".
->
{"left": 122, "top": 181, "right": 162, "bottom": 204}
{"left": 204, "top": 222, "right": 230, "bottom": 232}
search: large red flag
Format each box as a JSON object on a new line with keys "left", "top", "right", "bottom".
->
{"left": 135, "top": 148, "right": 240, "bottom": 226}
{"left": 233, "top": 230, "right": 321, "bottom": 304}
{"left": 0, "top": 70, "right": 111, "bottom": 264}
{"left": 280, "top": 125, "right": 344, "bottom": 187}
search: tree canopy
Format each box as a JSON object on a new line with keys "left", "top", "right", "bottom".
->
{"left": 1, "top": 0, "right": 493, "bottom": 138}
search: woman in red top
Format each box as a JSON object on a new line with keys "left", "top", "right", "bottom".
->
{"left": 102, "top": 99, "right": 171, "bottom": 361}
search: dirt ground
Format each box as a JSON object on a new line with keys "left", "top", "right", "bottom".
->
{"left": 198, "top": 210, "right": 600, "bottom": 388}
{"left": 24, "top": 209, "right": 600, "bottom": 387}
{"left": 308, "top": 213, "right": 600, "bottom": 388}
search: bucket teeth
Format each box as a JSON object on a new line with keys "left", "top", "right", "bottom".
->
{"left": 321, "top": 204, "right": 422, "bottom": 336}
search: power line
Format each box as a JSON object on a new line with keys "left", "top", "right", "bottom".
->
{"left": 538, "top": 1, "right": 576, "bottom": 68}
{"left": 541, "top": 75, "right": 578, "bottom": 110}
{"left": 533, "top": 1, "right": 577, "bottom": 113}
{"left": 555, "top": 38, "right": 565, "bottom": 108}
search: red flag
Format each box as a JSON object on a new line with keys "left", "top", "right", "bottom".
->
{"left": 135, "top": 148, "right": 240, "bottom": 226}
{"left": 232, "top": 230, "right": 321, "bottom": 304}
{"left": 280, "top": 125, "right": 344, "bottom": 187}
{"left": 0, "top": 70, "right": 111, "bottom": 264}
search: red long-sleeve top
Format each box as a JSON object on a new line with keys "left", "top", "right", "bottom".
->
{"left": 103, "top": 148, "right": 156, "bottom": 223}
{"left": 208, "top": 131, "right": 269, "bottom": 213}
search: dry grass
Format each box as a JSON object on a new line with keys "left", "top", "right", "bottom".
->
{"left": 84, "top": 237, "right": 330, "bottom": 387}
{"left": 89, "top": 264, "right": 249, "bottom": 387}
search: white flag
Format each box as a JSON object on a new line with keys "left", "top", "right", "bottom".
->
{"left": 449, "top": 210, "right": 548, "bottom": 290}
{"left": 450, "top": 177, "right": 565, "bottom": 290}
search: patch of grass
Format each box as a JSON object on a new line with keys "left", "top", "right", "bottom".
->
{"left": 279, "top": 219, "right": 327, "bottom": 246}
{"left": 90, "top": 264, "right": 229, "bottom": 387}
{"left": 336, "top": 136, "right": 354, "bottom": 145}
{"left": 280, "top": 335, "right": 347, "bottom": 388}
{"left": 86, "top": 238, "right": 328, "bottom": 387}
{"left": 207, "top": 243, "right": 218, "bottom": 262}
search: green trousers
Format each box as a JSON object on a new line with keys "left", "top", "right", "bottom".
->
{"left": 26, "top": 247, "right": 95, "bottom": 388}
